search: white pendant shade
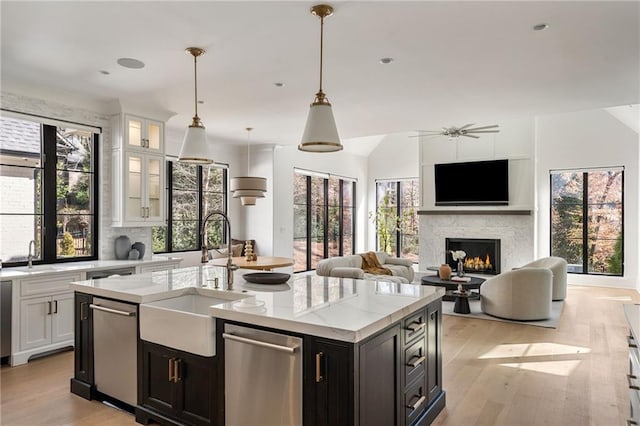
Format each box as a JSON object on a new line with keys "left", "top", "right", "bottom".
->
{"left": 299, "top": 103, "right": 342, "bottom": 152}
{"left": 178, "top": 123, "right": 214, "bottom": 164}
{"left": 230, "top": 176, "right": 267, "bottom": 198}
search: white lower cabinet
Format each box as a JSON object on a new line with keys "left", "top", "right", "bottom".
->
{"left": 19, "top": 292, "right": 74, "bottom": 351}
{"left": 12, "top": 273, "right": 81, "bottom": 366}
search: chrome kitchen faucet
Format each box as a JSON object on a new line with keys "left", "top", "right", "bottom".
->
{"left": 200, "top": 211, "right": 238, "bottom": 290}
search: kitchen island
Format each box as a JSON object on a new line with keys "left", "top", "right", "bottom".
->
{"left": 70, "top": 266, "right": 445, "bottom": 426}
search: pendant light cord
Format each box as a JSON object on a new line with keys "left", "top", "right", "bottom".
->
{"left": 193, "top": 54, "right": 199, "bottom": 119}
{"left": 246, "top": 127, "right": 253, "bottom": 175}
{"left": 319, "top": 15, "right": 324, "bottom": 93}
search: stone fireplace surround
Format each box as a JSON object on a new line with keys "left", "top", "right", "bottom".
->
{"left": 418, "top": 210, "right": 534, "bottom": 274}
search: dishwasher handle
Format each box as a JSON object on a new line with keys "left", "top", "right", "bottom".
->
{"left": 90, "top": 303, "right": 136, "bottom": 317}
{"left": 222, "top": 332, "right": 298, "bottom": 353}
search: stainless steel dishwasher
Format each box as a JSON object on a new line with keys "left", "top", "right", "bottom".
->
{"left": 223, "top": 323, "right": 302, "bottom": 426}
{"left": 90, "top": 297, "right": 137, "bottom": 406}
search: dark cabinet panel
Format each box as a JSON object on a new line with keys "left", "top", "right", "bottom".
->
{"left": 70, "top": 292, "right": 94, "bottom": 400}
{"left": 426, "top": 299, "right": 442, "bottom": 405}
{"left": 304, "top": 337, "right": 354, "bottom": 426}
{"left": 359, "top": 324, "right": 402, "bottom": 426}
{"left": 139, "top": 341, "right": 216, "bottom": 426}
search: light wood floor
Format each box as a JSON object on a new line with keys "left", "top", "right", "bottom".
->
{"left": 1, "top": 285, "right": 637, "bottom": 425}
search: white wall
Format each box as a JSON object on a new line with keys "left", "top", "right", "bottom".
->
{"left": 272, "top": 145, "right": 368, "bottom": 259}
{"left": 535, "top": 108, "right": 639, "bottom": 289}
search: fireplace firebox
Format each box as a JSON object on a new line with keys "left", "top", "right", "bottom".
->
{"left": 445, "top": 238, "right": 501, "bottom": 275}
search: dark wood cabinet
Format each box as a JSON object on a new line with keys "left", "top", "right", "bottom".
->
{"left": 137, "top": 341, "right": 216, "bottom": 426}
{"left": 359, "top": 324, "right": 402, "bottom": 426}
{"left": 70, "top": 292, "right": 94, "bottom": 400}
{"left": 302, "top": 299, "right": 444, "bottom": 426}
{"left": 304, "top": 336, "right": 354, "bottom": 426}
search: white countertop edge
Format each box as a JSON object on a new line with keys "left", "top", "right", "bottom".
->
{"left": 210, "top": 289, "right": 444, "bottom": 343}
{"left": 1, "top": 256, "right": 183, "bottom": 279}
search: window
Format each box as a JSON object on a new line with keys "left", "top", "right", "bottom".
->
{"left": 293, "top": 170, "right": 355, "bottom": 272}
{"left": 374, "top": 179, "right": 419, "bottom": 262}
{"left": 0, "top": 115, "right": 98, "bottom": 265}
{"left": 550, "top": 168, "right": 623, "bottom": 275}
{"left": 152, "top": 161, "right": 227, "bottom": 253}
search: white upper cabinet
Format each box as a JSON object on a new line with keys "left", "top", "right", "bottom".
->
{"left": 123, "top": 114, "right": 163, "bottom": 153}
{"left": 112, "top": 113, "right": 166, "bottom": 227}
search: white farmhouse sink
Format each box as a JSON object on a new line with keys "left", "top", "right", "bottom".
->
{"left": 140, "top": 293, "right": 239, "bottom": 357}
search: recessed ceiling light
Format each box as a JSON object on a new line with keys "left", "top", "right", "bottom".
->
{"left": 99, "top": 70, "right": 110, "bottom": 75}
{"left": 379, "top": 57, "right": 394, "bottom": 64}
{"left": 274, "top": 82, "right": 285, "bottom": 87}
{"left": 533, "top": 23, "right": 549, "bottom": 31}
{"left": 117, "top": 57, "right": 145, "bottom": 69}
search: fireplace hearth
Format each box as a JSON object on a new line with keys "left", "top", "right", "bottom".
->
{"left": 445, "top": 238, "right": 501, "bottom": 275}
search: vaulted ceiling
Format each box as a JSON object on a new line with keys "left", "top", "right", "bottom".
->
{"left": 2, "top": 1, "right": 638, "bottom": 147}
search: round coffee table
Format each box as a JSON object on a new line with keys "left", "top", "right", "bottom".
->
{"left": 420, "top": 275, "right": 486, "bottom": 302}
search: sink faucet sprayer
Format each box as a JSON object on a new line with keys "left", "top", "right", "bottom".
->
{"left": 200, "top": 211, "right": 238, "bottom": 290}
{"left": 27, "top": 240, "right": 36, "bottom": 269}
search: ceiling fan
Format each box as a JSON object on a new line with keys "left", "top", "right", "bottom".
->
{"left": 415, "top": 123, "right": 500, "bottom": 139}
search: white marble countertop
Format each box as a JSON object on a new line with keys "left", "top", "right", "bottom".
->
{"left": 0, "top": 256, "right": 183, "bottom": 279}
{"left": 70, "top": 265, "right": 444, "bottom": 343}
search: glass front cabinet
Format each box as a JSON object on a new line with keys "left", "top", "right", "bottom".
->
{"left": 112, "top": 114, "right": 166, "bottom": 227}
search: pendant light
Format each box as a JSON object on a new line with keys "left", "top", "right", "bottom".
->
{"left": 178, "top": 47, "right": 214, "bottom": 164}
{"left": 299, "top": 4, "right": 343, "bottom": 153}
{"left": 230, "top": 128, "right": 267, "bottom": 206}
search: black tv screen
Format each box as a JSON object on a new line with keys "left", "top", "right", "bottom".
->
{"left": 434, "top": 159, "right": 509, "bottom": 206}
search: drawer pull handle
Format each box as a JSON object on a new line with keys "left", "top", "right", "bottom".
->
{"left": 316, "top": 352, "right": 324, "bottom": 383}
{"left": 47, "top": 301, "right": 52, "bottom": 315}
{"left": 407, "top": 355, "right": 426, "bottom": 368}
{"left": 80, "top": 302, "right": 88, "bottom": 320}
{"left": 628, "top": 374, "right": 640, "bottom": 390}
{"left": 168, "top": 357, "right": 174, "bottom": 382}
{"left": 629, "top": 336, "right": 638, "bottom": 348}
{"left": 407, "top": 322, "right": 426, "bottom": 332}
{"left": 407, "top": 395, "right": 426, "bottom": 411}
{"left": 627, "top": 420, "right": 638, "bottom": 425}
{"left": 53, "top": 300, "right": 58, "bottom": 314}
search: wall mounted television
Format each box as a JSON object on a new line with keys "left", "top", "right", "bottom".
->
{"left": 434, "top": 159, "right": 509, "bottom": 206}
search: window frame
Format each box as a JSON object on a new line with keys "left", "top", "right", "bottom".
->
{"left": 549, "top": 168, "right": 624, "bottom": 276}
{"left": 153, "top": 160, "right": 228, "bottom": 254}
{"left": 0, "top": 116, "right": 100, "bottom": 267}
{"left": 374, "top": 179, "right": 419, "bottom": 262}
{"left": 293, "top": 170, "right": 356, "bottom": 273}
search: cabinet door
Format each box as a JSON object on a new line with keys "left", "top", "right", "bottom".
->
{"left": 426, "top": 300, "right": 442, "bottom": 405}
{"left": 51, "top": 292, "right": 74, "bottom": 343}
{"left": 359, "top": 324, "right": 402, "bottom": 426}
{"left": 126, "top": 116, "right": 145, "bottom": 150}
{"left": 125, "top": 152, "right": 145, "bottom": 222}
{"left": 304, "top": 337, "right": 354, "bottom": 426}
{"left": 175, "top": 350, "right": 216, "bottom": 426}
{"left": 146, "top": 120, "right": 163, "bottom": 151}
{"left": 19, "top": 296, "right": 51, "bottom": 350}
{"left": 140, "top": 341, "right": 177, "bottom": 418}
{"left": 145, "top": 155, "right": 164, "bottom": 223}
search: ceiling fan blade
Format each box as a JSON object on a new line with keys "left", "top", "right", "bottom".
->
{"left": 458, "top": 123, "right": 475, "bottom": 130}
{"left": 415, "top": 130, "right": 443, "bottom": 133}
{"left": 465, "top": 125, "right": 499, "bottom": 131}
{"left": 462, "top": 134, "right": 480, "bottom": 139}
{"left": 466, "top": 130, "right": 500, "bottom": 134}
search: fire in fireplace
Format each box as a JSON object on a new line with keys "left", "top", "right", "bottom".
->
{"left": 445, "top": 238, "right": 501, "bottom": 275}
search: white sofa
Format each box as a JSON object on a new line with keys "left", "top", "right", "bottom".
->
{"left": 316, "top": 252, "right": 415, "bottom": 283}
{"left": 480, "top": 267, "right": 553, "bottom": 320}
{"left": 519, "top": 256, "right": 567, "bottom": 301}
